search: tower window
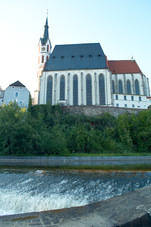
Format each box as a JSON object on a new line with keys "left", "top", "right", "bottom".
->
{"left": 42, "top": 55, "right": 44, "bottom": 63}
{"left": 71, "top": 56, "right": 75, "bottom": 58}
{"left": 124, "top": 95, "right": 126, "bottom": 100}
{"left": 116, "top": 95, "right": 118, "bottom": 100}
{"left": 61, "top": 56, "right": 64, "bottom": 59}
{"left": 125, "top": 104, "right": 127, "bottom": 108}
{"left": 80, "top": 55, "right": 83, "bottom": 58}
{"left": 139, "top": 96, "right": 141, "bottom": 101}
{"left": 89, "top": 55, "right": 92, "bottom": 58}
{"left": 47, "top": 45, "right": 49, "bottom": 52}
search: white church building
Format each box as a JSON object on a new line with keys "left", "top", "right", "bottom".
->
{"left": 34, "top": 16, "right": 151, "bottom": 109}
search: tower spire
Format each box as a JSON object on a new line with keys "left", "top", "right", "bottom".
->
{"left": 42, "top": 11, "right": 49, "bottom": 44}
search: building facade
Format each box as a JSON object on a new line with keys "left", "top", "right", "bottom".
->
{"left": 3, "top": 81, "right": 30, "bottom": 108}
{"left": 36, "top": 17, "right": 150, "bottom": 109}
{"left": 0, "top": 87, "right": 4, "bottom": 106}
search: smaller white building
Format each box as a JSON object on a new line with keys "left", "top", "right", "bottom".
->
{"left": 3, "top": 81, "right": 30, "bottom": 108}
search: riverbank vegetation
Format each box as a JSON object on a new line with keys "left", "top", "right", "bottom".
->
{"left": 0, "top": 102, "right": 151, "bottom": 156}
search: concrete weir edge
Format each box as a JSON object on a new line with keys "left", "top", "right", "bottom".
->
{"left": 0, "top": 185, "right": 151, "bottom": 226}
{"left": 1, "top": 156, "right": 151, "bottom": 167}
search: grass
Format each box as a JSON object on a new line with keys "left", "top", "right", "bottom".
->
{"left": 0, "top": 152, "right": 151, "bottom": 157}
{"left": 69, "top": 152, "right": 151, "bottom": 157}
{"left": 1, "top": 164, "right": 151, "bottom": 171}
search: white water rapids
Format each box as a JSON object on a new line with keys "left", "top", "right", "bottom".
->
{"left": 0, "top": 169, "right": 151, "bottom": 216}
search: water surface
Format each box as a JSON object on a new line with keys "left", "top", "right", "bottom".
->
{"left": 0, "top": 168, "right": 151, "bottom": 216}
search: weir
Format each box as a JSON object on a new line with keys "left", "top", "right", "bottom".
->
{"left": 0, "top": 168, "right": 151, "bottom": 226}
{"left": 1, "top": 156, "right": 151, "bottom": 166}
{"left": 0, "top": 185, "right": 151, "bottom": 226}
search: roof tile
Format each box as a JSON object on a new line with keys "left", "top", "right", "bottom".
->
{"left": 108, "top": 60, "right": 142, "bottom": 74}
{"left": 44, "top": 43, "right": 107, "bottom": 71}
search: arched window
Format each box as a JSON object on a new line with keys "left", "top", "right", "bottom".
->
{"left": 112, "top": 80, "right": 115, "bottom": 93}
{"left": 86, "top": 74, "right": 92, "bottom": 105}
{"left": 47, "top": 45, "right": 49, "bottom": 52}
{"left": 99, "top": 74, "right": 105, "bottom": 105}
{"left": 135, "top": 79, "right": 140, "bottom": 95}
{"left": 73, "top": 75, "right": 78, "bottom": 105}
{"left": 127, "top": 80, "right": 131, "bottom": 94}
{"left": 60, "top": 75, "right": 65, "bottom": 100}
{"left": 42, "top": 55, "right": 44, "bottom": 63}
{"left": 47, "top": 76, "right": 53, "bottom": 104}
{"left": 47, "top": 56, "right": 49, "bottom": 61}
{"left": 119, "top": 80, "right": 123, "bottom": 94}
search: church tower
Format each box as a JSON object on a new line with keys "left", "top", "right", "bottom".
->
{"left": 34, "top": 14, "right": 52, "bottom": 105}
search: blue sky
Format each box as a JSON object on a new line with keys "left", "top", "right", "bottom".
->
{"left": 0, "top": 0, "right": 151, "bottom": 96}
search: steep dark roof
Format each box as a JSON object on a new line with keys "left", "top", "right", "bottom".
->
{"left": 9, "top": 80, "right": 25, "bottom": 87}
{"left": 44, "top": 43, "right": 107, "bottom": 71}
{"left": 108, "top": 60, "right": 142, "bottom": 74}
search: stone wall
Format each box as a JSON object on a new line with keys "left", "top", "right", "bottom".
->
{"left": 61, "top": 105, "right": 145, "bottom": 117}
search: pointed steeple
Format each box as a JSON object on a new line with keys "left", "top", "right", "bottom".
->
{"left": 43, "top": 16, "right": 49, "bottom": 42}
{"left": 41, "top": 12, "right": 49, "bottom": 45}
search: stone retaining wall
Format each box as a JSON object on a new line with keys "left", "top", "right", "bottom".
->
{"left": 61, "top": 105, "right": 145, "bottom": 117}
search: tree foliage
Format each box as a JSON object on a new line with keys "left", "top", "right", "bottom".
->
{"left": 0, "top": 102, "right": 151, "bottom": 156}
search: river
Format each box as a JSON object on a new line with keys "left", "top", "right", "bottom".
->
{"left": 0, "top": 168, "right": 151, "bottom": 216}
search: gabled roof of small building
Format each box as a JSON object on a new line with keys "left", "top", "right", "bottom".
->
{"left": 108, "top": 60, "right": 142, "bottom": 74}
{"left": 44, "top": 43, "right": 107, "bottom": 71}
{"left": 9, "top": 80, "right": 25, "bottom": 87}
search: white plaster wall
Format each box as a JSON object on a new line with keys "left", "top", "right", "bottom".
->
{"left": 111, "top": 73, "right": 149, "bottom": 96}
{"left": 39, "top": 69, "right": 112, "bottom": 106}
{"left": 113, "top": 94, "right": 150, "bottom": 109}
{"left": 3, "top": 86, "right": 29, "bottom": 108}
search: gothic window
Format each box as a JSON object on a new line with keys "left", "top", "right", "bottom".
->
{"left": 73, "top": 75, "right": 78, "bottom": 105}
{"left": 99, "top": 74, "right": 105, "bottom": 105}
{"left": 42, "top": 55, "right": 44, "bottom": 63}
{"left": 112, "top": 80, "right": 115, "bottom": 93}
{"left": 127, "top": 80, "right": 131, "bottom": 94}
{"left": 60, "top": 75, "right": 65, "bottom": 100}
{"left": 86, "top": 74, "right": 92, "bottom": 105}
{"left": 47, "top": 45, "right": 49, "bottom": 52}
{"left": 135, "top": 79, "right": 140, "bottom": 95}
{"left": 119, "top": 80, "right": 123, "bottom": 94}
{"left": 47, "top": 76, "right": 53, "bottom": 104}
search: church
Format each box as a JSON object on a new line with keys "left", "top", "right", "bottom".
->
{"left": 34, "top": 16, "right": 151, "bottom": 109}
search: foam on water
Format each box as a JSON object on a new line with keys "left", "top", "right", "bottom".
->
{"left": 0, "top": 169, "right": 151, "bottom": 216}
{"left": 0, "top": 189, "right": 88, "bottom": 215}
